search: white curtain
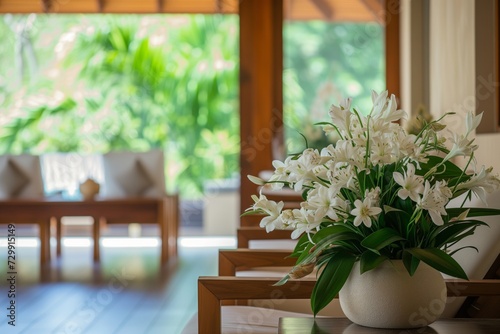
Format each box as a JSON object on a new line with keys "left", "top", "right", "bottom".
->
{"left": 429, "top": 0, "right": 475, "bottom": 135}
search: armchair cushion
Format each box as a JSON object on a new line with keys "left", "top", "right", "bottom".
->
{"left": 0, "top": 159, "right": 30, "bottom": 197}
{"left": 0, "top": 154, "right": 44, "bottom": 199}
{"left": 102, "top": 150, "right": 166, "bottom": 198}
{"left": 115, "top": 159, "right": 155, "bottom": 196}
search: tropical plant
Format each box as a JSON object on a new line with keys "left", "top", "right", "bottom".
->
{"left": 246, "top": 91, "right": 500, "bottom": 315}
{"left": 283, "top": 21, "right": 384, "bottom": 153}
{"left": 0, "top": 15, "right": 239, "bottom": 197}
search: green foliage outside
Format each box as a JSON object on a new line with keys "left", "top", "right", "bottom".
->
{"left": 0, "top": 15, "right": 239, "bottom": 197}
{"left": 283, "top": 21, "right": 385, "bottom": 153}
{"left": 0, "top": 14, "right": 384, "bottom": 198}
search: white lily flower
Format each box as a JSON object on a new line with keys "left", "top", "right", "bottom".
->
{"left": 290, "top": 208, "right": 322, "bottom": 239}
{"left": 418, "top": 181, "right": 448, "bottom": 226}
{"left": 350, "top": 197, "right": 382, "bottom": 228}
{"left": 444, "top": 132, "right": 478, "bottom": 161}
{"left": 393, "top": 164, "right": 424, "bottom": 202}
{"left": 371, "top": 90, "right": 389, "bottom": 116}
{"left": 456, "top": 166, "right": 500, "bottom": 204}
{"left": 465, "top": 111, "right": 483, "bottom": 136}
{"left": 329, "top": 98, "right": 352, "bottom": 134}
{"left": 255, "top": 200, "right": 285, "bottom": 233}
{"left": 247, "top": 175, "right": 266, "bottom": 186}
{"left": 450, "top": 209, "right": 470, "bottom": 222}
{"left": 305, "top": 185, "right": 341, "bottom": 221}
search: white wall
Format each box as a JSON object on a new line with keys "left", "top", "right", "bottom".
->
{"left": 402, "top": 0, "right": 500, "bottom": 317}
{"left": 403, "top": 0, "right": 499, "bottom": 171}
{"left": 476, "top": 134, "right": 500, "bottom": 170}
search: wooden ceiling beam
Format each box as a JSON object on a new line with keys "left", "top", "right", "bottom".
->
{"left": 41, "top": 0, "right": 52, "bottom": 12}
{"left": 309, "top": 0, "right": 334, "bottom": 20}
{"left": 360, "top": 0, "right": 384, "bottom": 23}
{"left": 96, "top": 0, "right": 103, "bottom": 12}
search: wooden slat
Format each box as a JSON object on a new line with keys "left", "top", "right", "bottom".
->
{"left": 200, "top": 277, "right": 500, "bottom": 300}
{"left": 162, "top": 0, "right": 238, "bottom": 13}
{"left": 55, "top": 0, "right": 101, "bottom": 13}
{"left": 101, "top": 0, "right": 158, "bottom": 13}
{"left": 218, "top": 249, "right": 294, "bottom": 276}
{"left": 237, "top": 227, "right": 293, "bottom": 248}
{"left": 285, "top": 0, "right": 377, "bottom": 21}
{"left": 0, "top": 0, "right": 378, "bottom": 19}
{"left": 197, "top": 276, "right": 500, "bottom": 333}
{"left": 0, "top": 0, "right": 40, "bottom": 13}
{"left": 241, "top": 214, "right": 265, "bottom": 227}
{"left": 446, "top": 279, "right": 500, "bottom": 297}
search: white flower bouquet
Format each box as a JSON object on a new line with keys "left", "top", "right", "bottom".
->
{"left": 246, "top": 91, "right": 500, "bottom": 315}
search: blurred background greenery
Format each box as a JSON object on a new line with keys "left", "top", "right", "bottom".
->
{"left": 0, "top": 14, "right": 383, "bottom": 198}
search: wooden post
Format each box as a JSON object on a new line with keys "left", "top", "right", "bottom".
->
{"left": 385, "top": 0, "right": 401, "bottom": 99}
{"left": 239, "top": 0, "right": 284, "bottom": 213}
{"left": 198, "top": 279, "right": 221, "bottom": 334}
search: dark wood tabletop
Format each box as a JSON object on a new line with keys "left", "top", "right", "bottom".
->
{"left": 0, "top": 196, "right": 178, "bottom": 265}
{"left": 279, "top": 318, "right": 500, "bottom": 334}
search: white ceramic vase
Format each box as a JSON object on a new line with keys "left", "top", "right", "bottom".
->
{"left": 339, "top": 260, "right": 446, "bottom": 329}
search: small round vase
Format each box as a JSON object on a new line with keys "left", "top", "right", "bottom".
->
{"left": 339, "top": 260, "right": 446, "bottom": 329}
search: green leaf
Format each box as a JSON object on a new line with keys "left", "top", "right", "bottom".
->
{"left": 296, "top": 231, "right": 358, "bottom": 265}
{"left": 417, "top": 156, "right": 464, "bottom": 180}
{"left": 361, "top": 228, "right": 405, "bottom": 254}
{"left": 446, "top": 207, "right": 500, "bottom": 218}
{"left": 383, "top": 205, "right": 404, "bottom": 214}
{"left": 356, "top": 168, "right": 376, "bottom": 193}
{"left": 448, "top": 245, "right": 479, "bottom": 257}
{"left": 406, "top": 248, "right": 468, "bottom": 280}
{"left": 433, "top": 220, "right": 488, "bottom": 248}
{"left": 311, "top": 251, "right": 356, "bottom": 316}
{"left": 360, "top": 251, "right": 387, "bottom": 274}
{"left": 240, "top": 210, "right": 263, "bottom": 217}
{"left": 273, "top": 274, "right": 291, "bottom": 287}
{"left": 289, "top": 232, "right": 312, "bottom": 258}
{"left": 312, "top": 225, "right": 356, "bottom": 243}
{"left": 402, "top": 251, "right": 420, "bottom": 276}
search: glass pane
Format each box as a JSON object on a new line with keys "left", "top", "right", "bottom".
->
{"left": 283, "top": 0, "right": 385, "bottom": 154}
{"left": 0, "top": 14, "right": 239, "bottom": 199}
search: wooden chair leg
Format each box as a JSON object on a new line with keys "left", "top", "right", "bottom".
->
{"left": 56, "top": 217, "right": 62, "bottom": 257}
{"left": 39, "top": 220, "right": 51, "bottom": 265}
{"left": 93, "top": 216, "right": 100, "bottom": 262}
{"left": 168, "top": 194, "right": 179, "bottom": 258}
{"left": 160, "top": 201, "right": 169, "bottom": 265}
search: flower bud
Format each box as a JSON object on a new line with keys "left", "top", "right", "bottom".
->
{"left": 289, "top": 262, "right": 315, "bottom": 279}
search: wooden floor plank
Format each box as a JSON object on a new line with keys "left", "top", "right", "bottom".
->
{"left": 0, "top": 236, "right": 227, "bottom": 334}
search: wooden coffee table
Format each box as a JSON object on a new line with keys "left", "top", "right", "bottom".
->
{"left": 279, "top": 318, "right": 500, "bottom": 333}
{"left": 0, "top": 196, "right": 178, "bottom": 266}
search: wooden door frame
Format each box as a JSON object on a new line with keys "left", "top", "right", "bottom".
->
{"left": 238, "top": 0, "right": 401, "bottom": 213}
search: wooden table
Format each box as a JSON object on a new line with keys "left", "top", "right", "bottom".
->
{"left": 0, "top": 196, "right": 179, "bottom": 266}
{"left": 279, "top": 318, "right": 500, "bottom": 333}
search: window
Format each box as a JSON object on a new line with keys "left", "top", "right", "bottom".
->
{"left": 283, "top": 0, "right": 385, "bottom": 153}
{"left": 0, "top": 14, "right": 239, "bottom": 198}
